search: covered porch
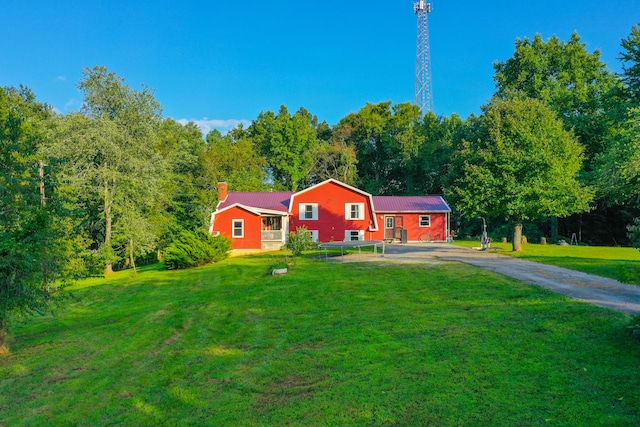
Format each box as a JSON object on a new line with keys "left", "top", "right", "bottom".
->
{"left": 260, "top": 214, "right": 289, "bottom": 250}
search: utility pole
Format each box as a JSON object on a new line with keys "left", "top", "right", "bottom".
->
{"left": 414, "top": 0, "right": 434, "bottom": 114}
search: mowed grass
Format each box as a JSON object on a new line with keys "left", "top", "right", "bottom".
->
{"left": 1, "top": 255, "right": 640, "bottom": 426}
{"left": 454, "top": 240, "right": 640, "bottom": 285}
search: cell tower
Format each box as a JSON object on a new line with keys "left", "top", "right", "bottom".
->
{"left": 414, "top": 0, "right": 434, "bottom": 114}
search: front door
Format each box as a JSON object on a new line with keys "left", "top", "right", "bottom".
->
{"left": 385, "top": 216, "right": 404, "bottom": 240}
{"left": 385, "top": 216, "right": 395, "bottom": 240}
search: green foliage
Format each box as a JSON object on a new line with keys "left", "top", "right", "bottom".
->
{"left": 311, "top": 134, "right": 359, "bottom": 186}
{"left": 270, "top": 259, "right": 289, "bottom": 270}
{"left": 627, "top": 313, "right": 640, "bottom": 341}
{"left": 596, "top": 107, "right": 640, "bottom": 207}
{"left": 620, "top": 23, "right": 640, "bottom": 105}
{"left": 163, "top": 230, "right": 230, "bottom": 270}
{"left": 450, "top": 96, "right": 592, "bottom": 221}
{"left": 249, "top": 106, "right": 322, "bottom": 191}
{"left": 203, "top": 127, "right": 267, "bottom": 195}
{"left": 448, "top": 95, "right": 594, "bottom": 250}
{"left": 494, "top": 32, "right": 623, "bottom": 165}
{"left": 0, "top": 86, "right": 77, "bottom": 352}
{"left": 412, "top": 112, "right": 464, "bottom": 195}
{"left": 334, "top": 101, "right": 424, "bottom": 195}
{"left": 49, "top": 66, "right": 167, "bottom": 275}
{"left": 285, "top": 226, "right": 314, "bottom": 256}
{"left": 156, "top": 118, "right": 209, "bottom": 234}
{"left": 627, "top": 217, "right": 640, "bottom": 250}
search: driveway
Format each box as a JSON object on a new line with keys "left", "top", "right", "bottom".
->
{"left": 336, "top": 243, "right": 640, "bottom": 314}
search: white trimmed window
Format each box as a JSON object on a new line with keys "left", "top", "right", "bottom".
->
{"left": 232, "top": 219, "right": 244, "bottom": 238}
{"left": 345, "top": 203, "right": 365, "bottom": 220}
{"left": 345, "top": 230, "right": 364, "bottom": 241}
{"left": 299, "top": 203, "right": 318, "bottom": 220}
{"left": 419, "top": 215, "right": 431, "bottom": 227}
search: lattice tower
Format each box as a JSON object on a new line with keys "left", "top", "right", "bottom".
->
{"left": 414, "top": 0, "right": 434, "bottom": 114}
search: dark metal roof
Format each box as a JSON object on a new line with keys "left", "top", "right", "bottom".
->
{"left": 217, "top": 192, "right": 450, "bottom": 213}
{"left": 373, "top": 196, "right": 451, "bottom": 212}
{"left": 218, "top": 192, "right": 293, "bottom": 212}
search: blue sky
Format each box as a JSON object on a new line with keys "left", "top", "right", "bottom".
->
{"left": 2, "top": 1, "right": 639, "bottom": 134}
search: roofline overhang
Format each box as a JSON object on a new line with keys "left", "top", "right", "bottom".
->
{"left": 213, "top": 203, "right": 290, "bottom": 217}
{"left": 375, "top": 209, "right": 452, "bottom": 214}
{"left": 289, "top": 178, "right": 380, "bottom": 231}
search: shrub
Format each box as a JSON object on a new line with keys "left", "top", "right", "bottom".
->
{"left": 627, "top": 218, "right": 640, "bottom": 250}
{"left": 286, "top": 226, "right": 314, "bottom": 257}
{"left": 627, "top": 313, "right": 640, "bottom": 342}
{"left": 271, "top": 259, "right": 289, "bottom": 270}
{"left": 164, "top": 230, "right": 231, "bottom": 270}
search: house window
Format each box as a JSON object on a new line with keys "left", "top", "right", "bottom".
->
{"left": 232, "top": 219, "right": 244, "bottom": 238}
{"left": 345, "top": 230, "right": 364, "bottom": 241}
{"left": 419, "top": 215, "right": 431, "bottom": 227}
{"left": 299, "top": 203, "right": 318, "bottom": 220}
{"left": 345, "top": 203, "right": 365, "bottom": 220}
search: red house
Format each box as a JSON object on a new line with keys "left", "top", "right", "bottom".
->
{"left": 210, "top": 179, "right": 451, "bottom": 251}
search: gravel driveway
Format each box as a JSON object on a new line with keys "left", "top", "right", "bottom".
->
{"left": 335, "top": 243, "right": 640, "bottom": 314}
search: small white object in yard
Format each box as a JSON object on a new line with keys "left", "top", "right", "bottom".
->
{"left": 271, "top": 268, "right": 288, "bottom": 276}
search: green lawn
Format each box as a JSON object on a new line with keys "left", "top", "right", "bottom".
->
{"left": 1, "top": 255, "right": 639, "bottom": 426}
{"left": 454, "top": 240, "right": 640, "bottom": 285}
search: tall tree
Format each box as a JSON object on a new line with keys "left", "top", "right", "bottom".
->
{"left": 334, "top": 102, "right": 423, "bottom": 195}
{"left": 597, "top": 25, "right": 640, "bottom": 209}
{"left": 310, "top": 135, "right": 358, "bottom": 186}
{"left": 0, "top": 86, "right": 75, "bottom": 353}
{"left": 249, "top": 106, "right": 321, "bottom": 191}
{"left": 596, "top": 106, "right": 640, "bottom": 207}
{"left": 51, "top": 66, "right": 165, "bottom": 275}
{"left": 494, "top": 32, "right": 623, "bottom": 165}
{"left": 620, "top": 23, "right": 640, "bottom": 105}
{"left": 448, "top": 96, "right": 593, "bottom": 251}
{"left": 156, "top": 118, "right": 210, "bottom": 237}
{"left": 409, "top": 112, "right": 464, "bottom": 195}
{"left": 203, "top": 127, "right": 267, "bottom": 195}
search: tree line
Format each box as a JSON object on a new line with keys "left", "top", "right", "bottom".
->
{"left": 1, "top": 25, "right": 639, "bottom": 351}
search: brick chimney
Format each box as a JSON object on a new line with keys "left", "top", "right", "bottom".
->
{"left": 218, "top": 181, "right": 228, "bottom": 202}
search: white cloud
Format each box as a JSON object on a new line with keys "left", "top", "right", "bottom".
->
{"left": 50, "top": 98, "right": 81, "bottom": 115}
{"left": 65, "top": 98, "right": 80, "bottom": 109}
{"left": 55, "top": 75, "right": 67, "bottom": 82}
{"left": 175, "top": 118, "right": 251, "bottom": 136}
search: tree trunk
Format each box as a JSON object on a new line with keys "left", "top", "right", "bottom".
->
{"left": 129, "top": 239, "right": 137, "bottom": 274}
{"left": 0, "top": 320, "right": 8, "bottom": 356}
{"left": 512, "top": 222, "right": 523, "bottom": 252}
{"left": 550, "top": 216, "right": 558, "bottom": 240}
{"left": 104, "top": 180, "right": 114, "bottom": 276}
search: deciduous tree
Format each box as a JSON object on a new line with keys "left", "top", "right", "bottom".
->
{"left": 620, "top": 23, "right": 640, "bottom": 105}
{"left": 334, "top": 102, "right": 423, "bottom": 195}
{"left": 494, "top": 32, "right": 622, "bottom": 165}
{"left": 51, "top": 66, "right": 165, "bottom": 275}
{"left": 203, "top": 127, "right": 267, "bottom": 195}
{"left": 448, "top": 96, "right": 593, "bottom": 251}
{"left": 249, "top": 106, "right": 321, "bottom": 191}
{"left": 0, "top": 86, "right": 75, "bottom": 353}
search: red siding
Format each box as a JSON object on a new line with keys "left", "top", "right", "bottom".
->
{"left": 213, "top": 207, "right": 262, "bottom": 250}
{"left": 371, "top": 212, "right": 448, "bottom": 242}
{"left": 291, "top": 181, "right": 376, "bottom": 242}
